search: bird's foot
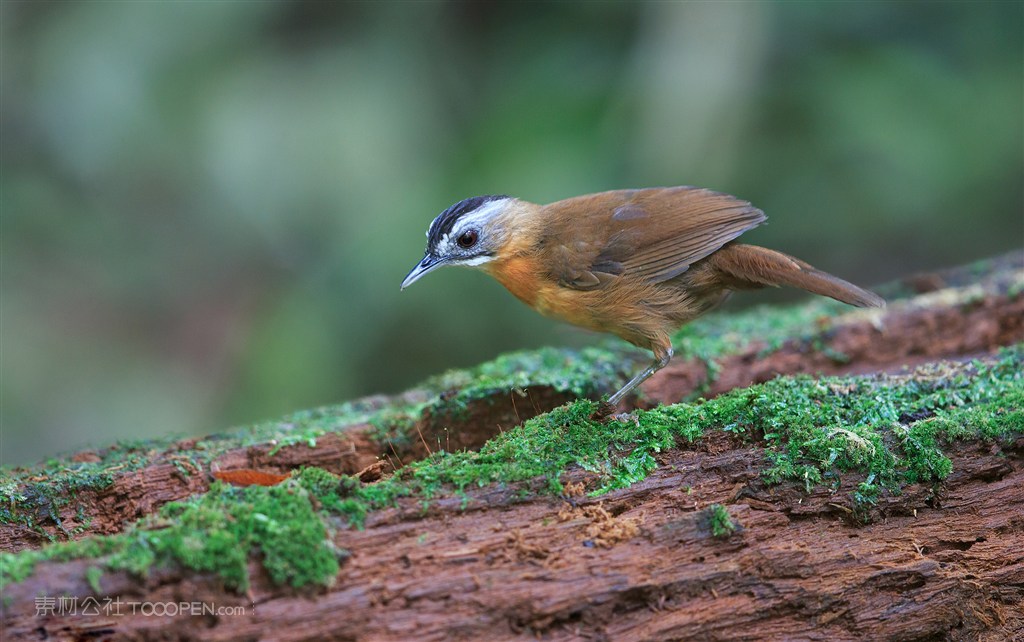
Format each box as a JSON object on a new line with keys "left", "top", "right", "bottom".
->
{"left": 610, "top": 412, "right": 641, "bottom": 426}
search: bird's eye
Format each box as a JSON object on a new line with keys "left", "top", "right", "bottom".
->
{"left": 456, "top": 230, "right": 478, "bottom": 249}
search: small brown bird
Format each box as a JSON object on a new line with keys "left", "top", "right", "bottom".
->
{"left": 402, "top": 187, "right": 884, "bottom": 405}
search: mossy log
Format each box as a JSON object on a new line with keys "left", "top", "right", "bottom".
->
{"left": 1, "top": 252, "right": 1022, "bottom": 641}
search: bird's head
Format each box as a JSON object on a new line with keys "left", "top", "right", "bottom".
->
{"left": 401, "top": 194, "right": 516, "bottom": 290}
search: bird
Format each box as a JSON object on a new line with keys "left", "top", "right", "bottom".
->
{"left": 401, "top": 187, "right": 884, "bottom": 405}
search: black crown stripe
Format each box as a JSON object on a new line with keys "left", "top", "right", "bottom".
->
{"left": 427, "top": 195, "right": 509, "bottom": 248}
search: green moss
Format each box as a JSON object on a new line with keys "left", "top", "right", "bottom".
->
{"left": 1008, "top": 272, "right": 1024, "bottom": 299}
{"left": 367, "top": 407, "right": 420, "bottom": 454}
{"left": 153, "top": 482, "right": 340, "bottom": 590}
{"left": 274, "top": 398, "right": 702, "bottom": 528}
{"left": 0, "top": 550, "right": 42, "bottom": 586}
{"left": 84, "top": 566, "right": 103, "bottom": 593}
{"left": 0, "top": 435, "right": 211, "bottom": 542}
{"left": 1, "top": 480, "right": 340, "bottom": 592}
{"left": 314, "top": 344, "right": 1023, "bottom": 526}
{"left": 754, "top": 347, "right": 1020, "bottom": 496}
{"left": 238, "top": 345, "right": 634, "bottom": 462}
{"left": 705, "top": 504, "right": 737, "bottom": 538}
{"left": 0, "top": 468, "right": 119, "bottom": 540}
{"left": 0, "top": 392, "right": 426, "bottom": 540}
{"left": 421, "top": 346, "right": 632, "bottom": 419}
{"left": 292, "top": 466, "right": 361, "bottom": 517}
{"left": 0, "top": 534, "right": 125, "bottom": 587}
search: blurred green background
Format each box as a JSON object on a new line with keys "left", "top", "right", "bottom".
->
{"left": 2, "top": 2, "right": 1021, "bottom": 465}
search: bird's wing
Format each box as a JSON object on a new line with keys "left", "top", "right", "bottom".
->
{"left": 541, "top": 186, "right": 766, "bottom": 290}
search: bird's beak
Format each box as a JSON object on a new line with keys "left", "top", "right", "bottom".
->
{"left": 401, "top": 255, "right": 446, "bottom": 290}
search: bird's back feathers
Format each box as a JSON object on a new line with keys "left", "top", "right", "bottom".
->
{"left": 539, "top": 186, "right": 766, "bottom": 290}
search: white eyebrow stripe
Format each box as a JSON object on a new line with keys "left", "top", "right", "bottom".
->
{"left": 453, "top": 255, "right": 495, "bottom": 266}
{"left": 449, "top": 199, "right": 507, "bottom": 237}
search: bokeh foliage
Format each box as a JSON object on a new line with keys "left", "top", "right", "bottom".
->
{"left": 2, "top": 2, "right": 1021, "bottom": 464}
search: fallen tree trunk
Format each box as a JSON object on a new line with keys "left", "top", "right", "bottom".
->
{"left": 1, "top": 252, "right": 1022, "bottom": 641}
{"left": 5, "top": 427, "right": 1023, "bottom": 641}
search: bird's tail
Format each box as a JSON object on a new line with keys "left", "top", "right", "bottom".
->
{"left": 707, "top": 243, "right": 885, "bottom": 308}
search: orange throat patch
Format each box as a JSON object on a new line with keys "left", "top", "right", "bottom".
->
{"left": 485, "top": 255, "right": 542, "bottom": 308}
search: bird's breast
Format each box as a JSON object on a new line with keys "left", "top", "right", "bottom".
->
{"left": 485, "top": 255, "right": 544, "bottom": 309}
{"left": 485, "top": 255, "right": 610, "bottom": 333}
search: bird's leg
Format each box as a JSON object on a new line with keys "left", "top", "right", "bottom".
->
{"left": 607, "top": 345, "right": 673, "bottom": 406}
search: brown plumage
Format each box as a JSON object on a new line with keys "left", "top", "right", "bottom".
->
{"left": 402, "top": 186, "right": 884, "bottom": 405}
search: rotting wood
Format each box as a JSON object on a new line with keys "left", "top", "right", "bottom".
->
{"left": 2, "top": 430, "right": 1021, "bottom": 641}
